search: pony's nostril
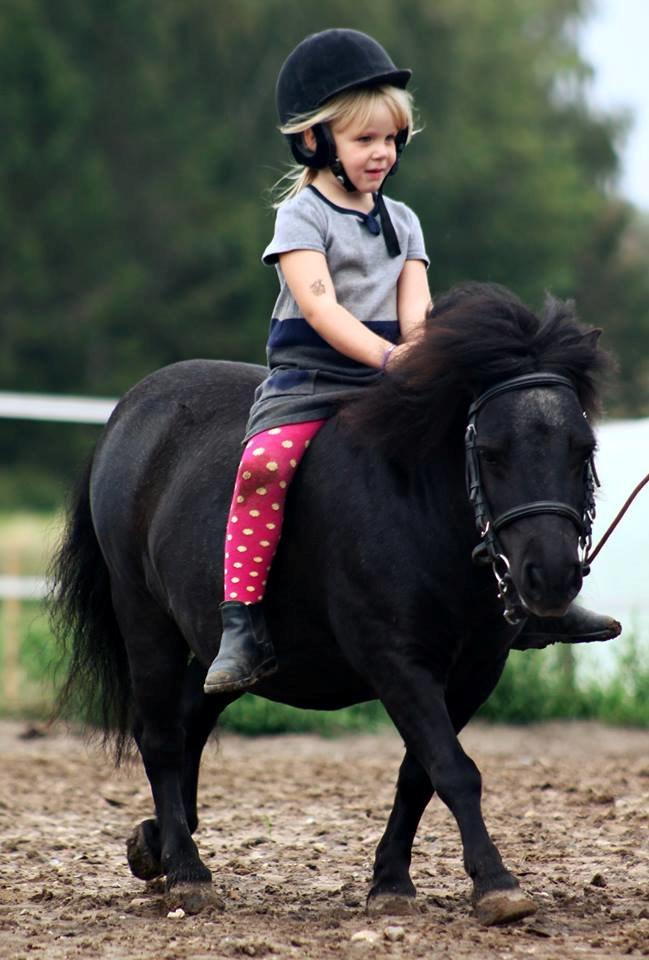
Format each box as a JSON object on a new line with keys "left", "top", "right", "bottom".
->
{"left": 524, "top": 563, "right": 545, "bottom": 597}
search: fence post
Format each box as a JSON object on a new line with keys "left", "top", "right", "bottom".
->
{"left": 2, "top": 550, "right": 22, "bottom": 709}
{"left": 556, "top": 643, "right": 577, "bottom": 694}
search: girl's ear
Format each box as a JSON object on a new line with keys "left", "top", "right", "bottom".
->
{"left": 303, "top": 128, "right": 317, "bottom": 151}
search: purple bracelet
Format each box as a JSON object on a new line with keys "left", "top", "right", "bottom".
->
{"left": 381, "top": 344, "right": 396, "bottom": 372}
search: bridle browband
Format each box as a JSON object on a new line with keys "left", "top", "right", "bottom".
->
{"left": 464, "top": 372, "right": 599, "bottom": 625}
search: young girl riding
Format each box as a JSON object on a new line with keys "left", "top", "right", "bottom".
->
{"left": 204, "top": 29, "right": 619, "bottom": 695}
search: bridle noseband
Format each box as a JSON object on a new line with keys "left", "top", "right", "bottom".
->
{"left": 464, "top": 373, "right": 599, "bottom": 625}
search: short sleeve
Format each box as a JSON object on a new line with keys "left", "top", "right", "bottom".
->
{"left": 406, "top": 209, "right": 429, "bottom": 267}
{"left": 262, "top": 193, "right": 327, "bottom": 265}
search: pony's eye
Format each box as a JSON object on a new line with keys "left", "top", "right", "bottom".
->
{"left": 478, "top": 448, "right": 501, "bottom": 467}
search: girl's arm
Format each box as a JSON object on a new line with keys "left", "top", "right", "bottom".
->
{"left": 397, "top": 259, "right": 431, "bottom": 341}
{"left": 379, "top": 259, "right": 431, "bottom": 366}
{"left": 279, "top": 250, "right": 394, "bottom": 369}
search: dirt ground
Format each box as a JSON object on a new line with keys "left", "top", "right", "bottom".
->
{"left": 1, "top": 720, "right": 648, "bottom": 960}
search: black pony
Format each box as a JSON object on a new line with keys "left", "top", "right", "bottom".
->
{"left": 51, "top": 283, "right": 610, "bottom": 925}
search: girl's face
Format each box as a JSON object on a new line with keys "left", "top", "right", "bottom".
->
{"left": 330, "top": 100, "right": 400, "bottom": 193}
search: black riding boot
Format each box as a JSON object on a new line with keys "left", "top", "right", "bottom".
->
{"left": 203, "top": 601, "right": 278, "bottom": 694}
{"left": 512, "top": 604, "right": 622, "bottom": 651}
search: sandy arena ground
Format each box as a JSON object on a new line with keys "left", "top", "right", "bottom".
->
{"left": 1, "top": 720, "right": 648, "bottom": 959}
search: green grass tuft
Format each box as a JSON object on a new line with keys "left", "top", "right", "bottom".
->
{"left": 478, "top": 633, "right": 649, "bottom": 726}
{"left": 219, "top": 696, "right": 389, "bottom": 736}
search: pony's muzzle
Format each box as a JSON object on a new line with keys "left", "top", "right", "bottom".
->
{"left": 519, "top": 556, "right": 582, "bottom": 617}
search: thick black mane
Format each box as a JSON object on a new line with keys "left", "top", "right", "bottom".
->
{"left": 343, "top": 282, "right": 613, "bottom": 457}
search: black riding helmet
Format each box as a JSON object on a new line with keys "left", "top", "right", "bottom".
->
{"left": 275, "top": 29, "right": 412, "bottom": 256}
{"left": 276, "top": 29, "right": 411, "bottom": 125}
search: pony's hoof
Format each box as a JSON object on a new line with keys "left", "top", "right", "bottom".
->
{"left": 366, "top": 893, "right": 421, "bottom": 916}
{"left": 165, "top": 882, "right": 224, "bottom": 916}
{"left": 474, "top": 888, "right": 537, "bottom": 926}
{"left": 126, "top": 823, "right": 162, "bottom": 880}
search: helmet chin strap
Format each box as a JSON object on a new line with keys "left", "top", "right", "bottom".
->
{"left": 329, "top": 156, "right": 358, "bottom": 193}
{"left": 329, "top": 159, "right": 401, "bottom": 258}
{"left": 375, "top": 187, "right": 402, "bottom": 259}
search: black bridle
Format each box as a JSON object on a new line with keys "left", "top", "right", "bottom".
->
{"left": 464, "top": 372, "right": 599, "bottom": 625}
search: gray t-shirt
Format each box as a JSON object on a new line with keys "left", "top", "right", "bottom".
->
{"left": 244, "top": 185, "right": 429, "bottom": 440}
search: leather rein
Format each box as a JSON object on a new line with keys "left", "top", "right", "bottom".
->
{"left": 464, "top": 373, "right": 598, "bottom": 625}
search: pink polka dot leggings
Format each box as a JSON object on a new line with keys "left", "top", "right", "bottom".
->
{"left": 224, "top": 420, "right": 326, "bottom": 603}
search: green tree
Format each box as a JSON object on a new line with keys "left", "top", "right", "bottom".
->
{"left": 574, "top": 205, "right": 649, "bottom": 415}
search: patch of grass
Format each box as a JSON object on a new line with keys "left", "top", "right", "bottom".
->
{"left": 0, "top": 467, "right": 67, "bottom": 513}
{"left": 479, "top": 633, "right": 649, "bottom": 727}
{"left": 219, "top": 695, "right": 388, "bottom": 736}
{"left": 0, "top": 510, "right": 62, "bottom": 575}
{"left": 580, "top": 635, "right": 649, "bottom": 726}
{"left": 0, "top": 601, "right": 55, "bottom": 717}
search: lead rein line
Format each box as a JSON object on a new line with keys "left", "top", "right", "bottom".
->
{"left": 585, "top": 469, "right": 649, "bottom": 567}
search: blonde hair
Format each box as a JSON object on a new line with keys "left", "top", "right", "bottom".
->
{"left": 271, "top": 85, "right": 416, "bottom": 207}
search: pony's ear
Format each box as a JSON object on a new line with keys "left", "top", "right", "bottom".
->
{"left": 582, "top": 328, "right": 602, "bottom": 347}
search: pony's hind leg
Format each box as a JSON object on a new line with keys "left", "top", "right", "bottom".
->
{"left": 179, "top": 658, "right": 240, "bottom": 834}
{"left": 367, "top": 750, "right": 433, "bottom": 915}
{"left": 127, "top": 658, "right": 234, "bottom": 880}
{"left": 128, "top": 655, "right": 238, "bottom": 912}
{"left": 118, "top": 600, "right": 216, "bottom": 906}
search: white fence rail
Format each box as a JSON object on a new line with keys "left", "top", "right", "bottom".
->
{"left": 0, "top": 391, "right": 116, "bottom": 609}
{"left": 0, "top": 576, "right": 48, "bottom": 600}
{"left": 0, "top": 390, "right": 117, "bottom": 424}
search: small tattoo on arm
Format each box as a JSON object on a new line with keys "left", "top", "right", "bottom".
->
{"left": 310, "top": 279, "right": 326, "bottom": 296}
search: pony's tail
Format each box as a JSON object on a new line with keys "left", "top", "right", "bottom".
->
{"left": 49, "top": 453, "right": 133, "bottom": 763}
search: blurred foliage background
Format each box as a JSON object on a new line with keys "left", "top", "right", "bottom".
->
{"left": 1, "top": 0, "right": 649, "bottom": 509}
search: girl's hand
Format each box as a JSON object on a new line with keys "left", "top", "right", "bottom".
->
{"left": 383, "top": 341, "right": 414, "bottom": 370}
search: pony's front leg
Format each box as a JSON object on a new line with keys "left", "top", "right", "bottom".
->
{"left": 368, "top": 750, "right": 432, "bottom": 914}
{"left": 369, "top": 650, "right": 512, "bottom": 917}
{"left": 375, "top": 658, "right": 536, "bottom": 926}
